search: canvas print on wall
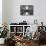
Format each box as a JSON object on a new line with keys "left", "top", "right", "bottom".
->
{"left": 20, "top": 5, "right": 33, "bottom": 15}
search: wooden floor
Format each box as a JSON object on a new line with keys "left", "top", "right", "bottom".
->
{"left": 40, "top": 45, "right": 46, "bottom": 46}
{"left": 0, "top": 44, "right": 4, "bottom": 46}
{"left": 0, "top": 44, "right": 46, "bottom": 46}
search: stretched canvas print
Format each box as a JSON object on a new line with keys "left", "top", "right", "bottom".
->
{"left": 20, "top": 5, "right": 33, "bottom": 15}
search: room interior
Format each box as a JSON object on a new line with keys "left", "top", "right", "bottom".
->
{"left": 0, "top": 0, "right": 46, "bottom": 46}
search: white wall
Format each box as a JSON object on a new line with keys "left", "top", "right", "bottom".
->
{"left": 3, "top": 0, "right": 46, "bottom": 26}
{"left": 2, "top": 0, "right": 8, "bottom": 24}
{"left": 0, "top": 0, "right": 2, "bottom": 27}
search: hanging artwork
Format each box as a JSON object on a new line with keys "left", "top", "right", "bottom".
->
{"left": 20, "top": 5, "right": 33, "bottom": 15}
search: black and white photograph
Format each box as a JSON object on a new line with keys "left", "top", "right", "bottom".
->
{"left": 20, "top": 5, "right": 33, "bottom": 15}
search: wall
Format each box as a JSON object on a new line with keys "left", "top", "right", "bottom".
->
{"left": 2, "top": 0, "right": 8, "bottom": 24}
{"left": 3, "top": 0, "right": 46, "bottom": 26}
{"left": 0, "top": 0, "right": 2, "bottom": 27}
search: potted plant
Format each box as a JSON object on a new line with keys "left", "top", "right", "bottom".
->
{"left": 0, "top": 23, "right": 9, "bottom": 44}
